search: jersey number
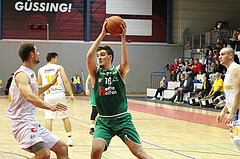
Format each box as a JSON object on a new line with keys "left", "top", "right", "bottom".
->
{"left": 45, "top": 75, "right": 58, "bottom": 85}
{"left": 105, "top": 77, "right": 112, "bottom": 85}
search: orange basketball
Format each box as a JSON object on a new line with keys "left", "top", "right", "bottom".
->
{"left": 106, "top": 16, "right": 125, "bottom": 36}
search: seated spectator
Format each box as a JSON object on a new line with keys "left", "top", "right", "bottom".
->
{"left": 170, "top": 59, "right": 178, "bottom": 81}
{"left": 5, "top": 73, "right": 14, "bottom": 95}
{"left": 151, "top": 76, "right": 168, "bottom": 100}
{"left": 169, "top": 74, "right": 185, "bottom": 103}
{"left": 192, "top": 59, "right": 203, "bottom": 78}
{"left": 209, "top": 60, "right": 224, "bottom": 83}
{"left": 71, "top": 73, "right": 85, "bottom": 95}
{"left": 175, "top": 58, "right": 184, "bottom": 81}
{"left": 206, "top": 59, "right": 215, "bottom": 76}
{"left": 198, "top": 75, "right": 211, "bottom": 98}
{"left": 213, "top": 43, "right": 222, "bottom": 58}
{"left": 206, "top": 50, "right": 215, "bottom": 65}
{"left": 171, "top": 73, "right": 193, "bottom": 103}
{"left": 207, "top": 72, "right": 223, "bottom": 99}
{"left": 182, "top": 61, "right": 192, "bottom": 75}
{"left": 202, "top": 46, "right": 212, "bottom": 65}
{"left": 230, "top": 29, "right": 240, "bottom": 51}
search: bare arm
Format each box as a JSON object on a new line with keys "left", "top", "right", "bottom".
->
{"left": 60, "top": 66, "right": 74, "bottom": 102}
{"left": 16, "top": 72, "right": 66, "bottom": 111}
{"left": 87, "top": 20, "right": 108, "bottom": 80}
{"left": 37, "top": 69, "right": 59, "bottom": 95}
{"left": 225, "top": 66, "right": 240, "bottom": 125}
{"left": 85, "top": 74, "right": 91, "bottom": 96}
{"left": 118, "top": 22, "right": 129, "bottom": 82}
{"left": 216, "top": 105, "right": 228, "bottom": 123}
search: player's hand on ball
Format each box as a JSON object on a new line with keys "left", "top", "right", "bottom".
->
{"left": 101, "top": 19, "right": 108, "bottom": 36}
{"left": 51, "top": 103, "right": 67, "bottom": 111}
{"left": 120, "top": 21, "right": 127, "bottom": 37}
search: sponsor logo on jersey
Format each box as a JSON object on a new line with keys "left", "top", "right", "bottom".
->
{"left": 224, "top": 85, "right": 233, "bottom": 90}
{"left": 30, "top": 134, "right": 36, "bottom": 139}
{"left": 31, "top": 74, "right": 34, "bottom": 78}
{"left": 98, "top": 78, "right": 102, "bottom": 83}
{"left": 30, "top": 128, "right": 37, "bottom": 132}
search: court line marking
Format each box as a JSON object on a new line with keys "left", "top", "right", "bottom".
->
{"left": 69, "top": 116, "right": 196, "bottom": 159}
{"left": 0, "top": 151, "right": 29, "bottom": 158}
{"left": 208, "top": 144, "right": 240, "bottom": 153}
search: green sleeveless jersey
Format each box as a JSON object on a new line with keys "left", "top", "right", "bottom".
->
{"left": 94, "top": 66, "right": 128, "bottom": 116}
{"left": 89, "top": 87, "right": 96, "bottom": 106}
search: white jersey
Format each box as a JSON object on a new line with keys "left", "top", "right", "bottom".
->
{"left": 39, "top": 64, "right": 65, "bottom": 96}
{"left": 6, "top": 66, "right": 38, "bottom": 120}
{"left": 224, "top": 62, "right": 240, "bottom": 112}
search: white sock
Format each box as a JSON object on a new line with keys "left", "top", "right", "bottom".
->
{"left": 90, "top": 124, "right": 95, "bottom": 128}
{"left": 67, "top": 132, "right": 72, "bottom": 138}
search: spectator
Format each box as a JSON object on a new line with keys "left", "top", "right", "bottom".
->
{"left": 213, "top": 43, "right": 222, "bottom": 58}
{"left": 170, "top": 59, "right": 178, "bottom": 81}
{"left": 182, "top": 61, "right": 192, "bottom": 76}
{"left": 230, "top": 29, "right": 240, "bottom": 51}
{"left": 169, "top": 74, "right": 185, "bottom": 103}
{"left": 202, "top": 46, "right": 212, "bottom": 65}
{"left": 151, "top": 76, "right": 168, "bottom": 100}
{"left": 5, "top": 73, "right": 14, "bottom": 95}
{"left": 176, "top": 72, "right": 194, "bottom": 103}
{"left": 175, "top": 58, "right": 184, "bottom": 81}
{"left": 198, "top": 75, "right": 211, "bottom": 98}
{"left": 192, "top": 58, "right": 203, "bottom": 78}
{"left": 207, "top": 72, "right": 223, "bottom": 99}
{"left": 206, "top": 50, "right": 215, "bottom": 65}
{"left": 209, "top": 60, "right": 225, "bottom": 84}
{"left": 71, "top": 73, "right": 85, "bottom": 95}
{"left": 206, "top": 59, "right": 215, "bottom": 76}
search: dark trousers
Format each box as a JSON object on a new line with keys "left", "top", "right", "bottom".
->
{"left": 154, "top": 87, "right": 165, "bottom": 98}
{"left": 200, "top": 90, "right": 210, "bottom": 98}
{"left": 177, "top": 88, "right": 191, "bottom": 102}
{"left": 213, "top": 91, "right": 222, "bottom": 99}
{"left": 170, "top": 71, "right": 178, "bottom": 81}
{"left": 191, "top": 71, "right": 198, "bottom": 79}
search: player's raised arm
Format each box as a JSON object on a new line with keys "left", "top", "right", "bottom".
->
{"left": 118, "top": 22, "right": 129, "bottom": 82}
{"left": 87, "top": 20, "right": 108, "bottom": 76}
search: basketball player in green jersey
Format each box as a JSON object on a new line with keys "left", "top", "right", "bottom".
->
{"left": 87, "top": 20, "right": 152, "bottom": 159}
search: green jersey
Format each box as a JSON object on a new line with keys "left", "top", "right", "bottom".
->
{"left": 94, "top": 66, "right": 128, "bottom": 117}
{"left": 89, "top": 87, "right": 96, "bottom": 106}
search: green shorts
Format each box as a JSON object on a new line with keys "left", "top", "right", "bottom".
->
{"left": 93, "top": 113, "right": 141, "bottom": 150}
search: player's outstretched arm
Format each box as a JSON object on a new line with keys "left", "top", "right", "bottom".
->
{"left": 118, "top": 22, "right": 129, "bottom": 82}
{"left": 225, "top": 65, "right": 240, "bottom": 125}
{"left": 85, "top": 74, "right": 91, "bottom": 96}
{"left": 87, "top": 20, "right": 108, "bottom": 76}
{"left": 59, "top": 66, "right": 74, "bottom": 102}
{"left": 37, "top": 69, "right": 60, "bottom": 95}
{"left": 16, "top": 72, "right": 66, "bottom": 111}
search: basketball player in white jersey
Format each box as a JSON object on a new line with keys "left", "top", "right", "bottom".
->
{"left": 6, "top": 43, "right": 68, "bottom": 158}
{"left": 216, "top": 47, "right": 240, "bottom": 150}
{"left": 38, "top": 52, "right": 75, "bottom": 146}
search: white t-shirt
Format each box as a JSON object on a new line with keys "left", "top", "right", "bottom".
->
{"left": 38, "top": 64, "right": 65, "bottom": 96}
{"left": 224, "top": 62, "right": 239, "bottom": 112}
{"left": 6, "top": 66, "right": 38, "bottom": 120}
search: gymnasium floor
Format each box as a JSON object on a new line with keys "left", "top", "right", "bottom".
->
{"left": 1, "top": 95, "right": 240, "bottom": 159}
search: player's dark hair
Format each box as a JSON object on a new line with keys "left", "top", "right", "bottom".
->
{"left": 46, "top": 52, "right": 58, "bottom": 62}
{"left": 97, "top": 45, "right": 114, "bottom": 62}
{"left": 18, "top": 43, "right": 35, "bottom": 62}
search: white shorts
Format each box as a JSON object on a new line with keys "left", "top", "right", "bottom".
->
{"left": 11, "top": 119, "right": 60, "bottom": 152}
{"left": 44, "top": 92, "right": 68, "bottom": 119}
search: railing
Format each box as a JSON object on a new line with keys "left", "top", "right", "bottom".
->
{"left": 184, "top": 30, "right": 233, "bottom": 50}
{"left": 151, "top": 72, "right": 165, "bottom": 88}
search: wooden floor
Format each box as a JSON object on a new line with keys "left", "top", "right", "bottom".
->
{"left": 1, "top": 95, "right": 240, "bottom": 159}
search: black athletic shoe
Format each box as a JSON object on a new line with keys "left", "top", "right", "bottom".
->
{"left": 89, "top": 128, "right": 94, "bottom": 135}
{"left": 169, "top": 98, "right": 174, "bottom": 103}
